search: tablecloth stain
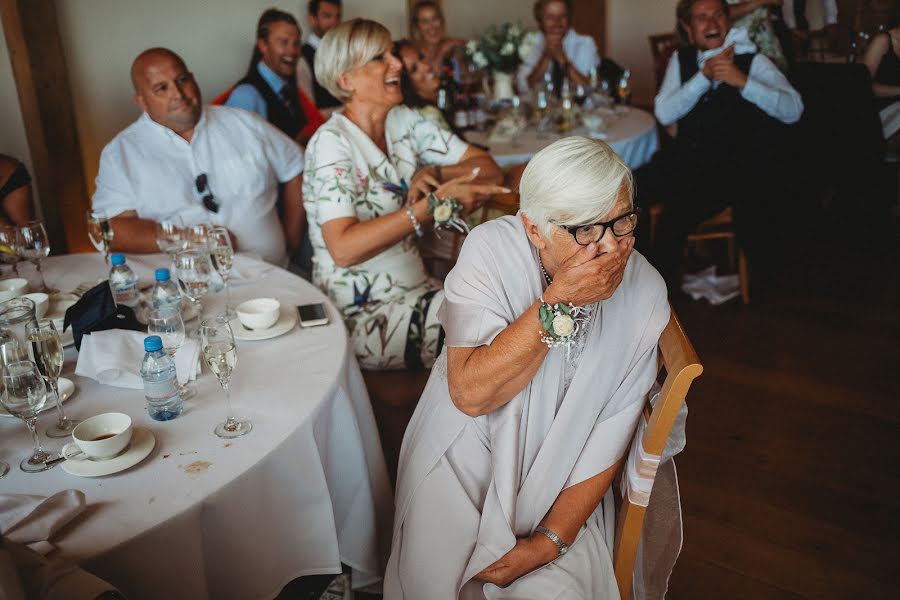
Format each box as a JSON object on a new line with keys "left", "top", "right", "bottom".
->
{"left": 224, "top": 443, "right": 232, "bottom": 448}
{"left": 148, "top": 497, "right": 155, "bottom": 504}
{"left": 181, "top": 460, "right": 212, "bottom": 476}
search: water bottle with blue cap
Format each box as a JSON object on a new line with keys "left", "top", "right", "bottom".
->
{"left": 140, "top": 335, "right": 183, "bottom": 421}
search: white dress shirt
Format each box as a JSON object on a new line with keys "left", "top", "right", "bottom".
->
{"left": 93, "top": 105, "right": 303, "bottom": 266}
{"left": 782, "top": 0, "right": 838, "bottom": 29}
{"left": 296, "top": 32, "right": 321, "bottom": 106}
{"left": 654, "top": 28, "right": 804, "bottom": 127}
{"left": 516, "top": 29, "right": 600, "bottom": 93}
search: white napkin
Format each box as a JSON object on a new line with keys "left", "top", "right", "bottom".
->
{"left": 0, "top": 490, "right": 86, "bottom": 556}
{"left": 75, "top": 329, "right": 200, "bottom": 389}
{"left": 697, "top": 27, "right": 758, "bottom": 68}
{"left": 681, "top": 265, "right": 741, "bottom": 305}
{"left": 230, "top": 253, "right": 274, "bottom": 286}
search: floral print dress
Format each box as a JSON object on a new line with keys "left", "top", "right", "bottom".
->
{"left": 303, "top": 106, "right": 469, "bottom": 370}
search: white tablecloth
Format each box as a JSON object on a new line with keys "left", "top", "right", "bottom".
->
{"left": 466, "top": 107, "right": 659, "bottom": 170}
{"left": 0, "top": 253, "right": 393, "bottom": 599}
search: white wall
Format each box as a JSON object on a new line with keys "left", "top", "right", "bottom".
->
{"left": 0, "top": 22, "right": 38, "bottom": 210}
{"left": 443, "top": 0, "right": 533, "bottom": 39}
{"left": 52, "top": 0, "right": 405, "bottom": 194}
{"left": 607, "top": 0, "right": 678, "bottom": 106}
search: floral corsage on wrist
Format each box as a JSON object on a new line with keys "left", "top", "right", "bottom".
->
{"left": 538, "top": 297, "right": 586, "bottom": 348}
{"left": 427, "top": 193, "right": 469, "bottom": 236}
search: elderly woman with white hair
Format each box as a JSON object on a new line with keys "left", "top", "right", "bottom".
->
{"left": 303, "top": 19, "right": 505, "bottom": 370}
{"left": 385, "top": 137, "right": 670, "bottom": 599}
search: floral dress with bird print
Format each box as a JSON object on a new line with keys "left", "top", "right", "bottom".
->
{"left": 303, "top": 106, "right": 469, "bottom": 370}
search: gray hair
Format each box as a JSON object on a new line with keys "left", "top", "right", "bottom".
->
{"left": 315, "top": 18, "right": 392, "bottom": 102}
{"left": 519, "top": 137, "right": 633, "bottom": 236}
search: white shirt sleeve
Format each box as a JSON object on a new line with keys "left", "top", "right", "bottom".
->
{"left": 302, "top": 127, "right": 359, "bottom": 224}
{"left": 402, "top": 107, "right": 468, "bottom": 166}
{"left": 567, "top": 33, "right": 600, "bottom": 78}
{"left": 296, "top": 57, "right": 315, "bottom": 105}
{"left": 517, "top": 33, "right": 544, "bottom": 94}
{"left": 741, "top": 54, "right": 804, "bottom": 124}
{"left": 654, "top": 50, "right": 712, "bottom": 126}
{"left": 92, "top": 140, "right": 139, "bottom": 218}
{"left": 824, "top": 0, "right": 838, "bottom": 25}
{"left": 247, "top": 113, "right": 305, "bottom": 181}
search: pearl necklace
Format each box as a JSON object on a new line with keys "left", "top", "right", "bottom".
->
{"left": 538, "top": 254, "right": 553, "bottom": 285}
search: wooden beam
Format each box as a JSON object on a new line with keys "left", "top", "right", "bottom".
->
{"left": 0, "top": 0, "right": 91, "bottom": 254}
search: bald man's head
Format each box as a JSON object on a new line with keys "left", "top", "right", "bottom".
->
{"left": 131, "top": 47, "right": 201, "bottom": 138}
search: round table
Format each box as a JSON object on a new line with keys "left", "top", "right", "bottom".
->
{"left": 0, "top": 253, "right": 392, "bottom": 599}
{"left": 465, "top": 107, "right": 660, "bottom": 170}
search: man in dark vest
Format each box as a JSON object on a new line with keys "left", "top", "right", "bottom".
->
{"left": 297, "top": 0, "right": 343, "bottom": 115}
{"left": 635, "top": 0, "right": 803, "bottom": 289}
{"left": 226, "top": 9, "right": 317, "bottom": 277}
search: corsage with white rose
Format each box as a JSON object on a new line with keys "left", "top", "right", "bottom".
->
{"left": 427, "top": 193, "right": 469, "bottom": 237}
{"left": 538, "top": 297, "right": 587, "bottom": 348}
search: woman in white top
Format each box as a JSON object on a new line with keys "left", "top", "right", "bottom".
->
{"left": 384, "top": 137, "right": 670, "bottom": 599}
{"left": 303, "top": 19, "right": 505, "bottom": 371}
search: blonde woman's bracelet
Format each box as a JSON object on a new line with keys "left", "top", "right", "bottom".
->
{"left": 405, "top": 206, "right": 423, "bottom": 238}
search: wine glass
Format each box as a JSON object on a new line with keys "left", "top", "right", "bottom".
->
{"left": 0, "top": 226, "right": 22, "bottom": 277}
{"left": 209, "top": 227, "right": 235, "bottom": 318}
{"left": 200, "top": 315, "right": 249, "bottom": 438}
{"left": 147, "top": 306, "right": 195, "bottom": 400}
{"left": 26, "top": 319, "right": 76, "bottom": 437}
{"left": 155, "top": 218, "right": 186, "bottom": 259}
{"left": 16, "top": 221, "right": 54, "bottom": 293}
{"left": 186, "top": 222, "right": 212, "bottom": 251}
{"left": 173, "top": 249, "right": 212, "bottom": 323}
{"left": 0, "top": 360, "right": 59, "bottom": 472}
{"left": 86, "top": 209, "right": 114, "bottom": 265}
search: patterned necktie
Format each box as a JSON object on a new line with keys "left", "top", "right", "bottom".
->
{"left": 279, "top": 84, "right": 296, "bottom": 117}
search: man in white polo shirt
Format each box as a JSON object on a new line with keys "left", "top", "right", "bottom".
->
{"left": 93, "top": 47, "right": 304, "bottom": 267}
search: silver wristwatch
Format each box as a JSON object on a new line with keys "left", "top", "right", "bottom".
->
{"left": 534, "top": 526, "right": 568, "bottom": 558}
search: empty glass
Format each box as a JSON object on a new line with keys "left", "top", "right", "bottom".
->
{"left": 147, "top": 306, "right": 195, "bottom": 400}
{"left": 209, "top": 227, "right": 235, "bottom": 318}
{"left": 155, "top": 218, "right": 186, "bottom": 259}
{"left": 186, "top": 223, "right": 212, "bottom": 251}
{"left": 26, "top": 319, "right": 77, "bottom": 437}
{"left": 1, "top": 360, "right": 58, "bottom": 472}
{"left": 86, "top": 209, "right": 114, "bottom": 264}
{"left": 173, "top": 249, "right": 212, "bottom": 323}
{"left": 16, "top": 221, "right": 53, "bottom": 292}
{"left": 200, "top": 315, "right": 249, "bottom": 438}
{"left": 0, "top": 226, "right": 22, "bottom": 277}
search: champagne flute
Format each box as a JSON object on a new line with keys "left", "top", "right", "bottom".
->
{"left": 86, "top": 209, "right": 114, "bottom": 265}
{"left": 173, "top": 249, "right": 212, "bottom": 323}
{"left": 26, "top": 319, "right": 76, "bottom": 437}
{"left": 200, "top": 315, "right": 249, "bottom": 438}
{"left": 155, "top": 218, "right": 186, "bottom": 259}
{"left": 16, "top": 221, "right": 54, "bottom": 293}
{"left": 1, "top": 360, "right": 59, "bottom": 472}
{"left": 209, "top": 227, "right": 236, "bottom": 318}
{"left": 147, "top": 306, "right": 195, "bottom": 400}
{"left": 0, "top": 226, "right": 22, "bottom": 277}
{"left": 186, "top": 222, "right": 212, "bottom": 251}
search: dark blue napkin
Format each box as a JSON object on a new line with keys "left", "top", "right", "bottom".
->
{"left": 63, "top": 282, "right": 142, "bottom": 351}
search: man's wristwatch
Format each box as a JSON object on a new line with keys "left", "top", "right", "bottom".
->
{"left": 534, "top": 526, "right": 568, "bottom": 558}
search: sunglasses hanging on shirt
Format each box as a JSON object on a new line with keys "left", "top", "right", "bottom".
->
{"left": 195, "top": 173, "right": 219, "bottom": 213}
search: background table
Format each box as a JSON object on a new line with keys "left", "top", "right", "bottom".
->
{"left": 466, "top": 107, "right": 660, "bottom": 170}
{"left": 0, "top": 253, "right": 392, "bottom": 600}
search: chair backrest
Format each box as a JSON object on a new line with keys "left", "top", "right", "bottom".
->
{"left": 648, "top": 33, "right": 681, "bottom": 91}
{"left": 613, "top": 308, "right": 702, "bottom": 599}
{"left": 479, "top": 191, "right": 519, "bottom": 224}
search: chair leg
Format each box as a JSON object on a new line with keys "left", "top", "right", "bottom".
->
{"left": 738, "top": 250, "right": 750, "bottom": 305}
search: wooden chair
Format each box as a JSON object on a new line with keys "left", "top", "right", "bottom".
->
{"left": 613, "top": 308, "right": 703, "bottom": 599}
{"left": 479, "top": 191, "right": 520, "bottom": 224}
{"left": 648, "top": 204, "right": 751, "bottom": 304}
{"left": 648, "top": 33, "right": 681, "bottom": 91}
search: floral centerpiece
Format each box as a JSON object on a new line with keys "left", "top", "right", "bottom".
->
{"left": 465, "top": 22, "right": 528, "bottom": 101}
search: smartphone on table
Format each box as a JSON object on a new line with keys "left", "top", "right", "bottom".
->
{"left": 297, "top": 303, "right": 329, "bottom": 327}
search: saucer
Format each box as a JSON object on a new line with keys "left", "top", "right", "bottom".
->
{"left": 61, "top": 427, "right": 155, "bottom": 477}
{"left": 0, "top": 377, "right": 75, "bottom": 418}
{"left": 232, "top": 309, "right": 297, "bottom": 341}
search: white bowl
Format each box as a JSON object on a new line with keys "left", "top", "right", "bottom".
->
{"left": 0, "top": 278, "right": 28, "bottom": 302}
{"left": 66, "top": 412, "right": 133, "bottom": 460}
{"left": 236, "top": 298, "right": 281, "bottom": 330}
{"left": 22, "top": 293, "right": 49, "bottom": 319}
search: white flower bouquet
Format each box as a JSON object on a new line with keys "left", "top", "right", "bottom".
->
{"left": 464, "top": 23, "right": 527, "bottom": 74}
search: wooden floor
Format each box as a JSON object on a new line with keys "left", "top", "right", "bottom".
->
{"left": 665, "top": 221, "right": 900, "bottom": 599}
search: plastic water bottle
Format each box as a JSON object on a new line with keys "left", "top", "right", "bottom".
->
{"left": 109, "top": 253, "right": 139, "bottom": 307}
{"left": 140, "top": 335, "right": 183, "bottom": 421}
{"left": 150, "top": 268, "right": 181, "bottom": 311}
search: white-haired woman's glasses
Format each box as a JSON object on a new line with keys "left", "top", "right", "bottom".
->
{"left": 554, "top": 208, "right": 641, "bottom": 246}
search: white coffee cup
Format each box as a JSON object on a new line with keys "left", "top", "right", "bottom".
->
{"left": 63, "top": 412, "right": 133, "bottom": 460}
